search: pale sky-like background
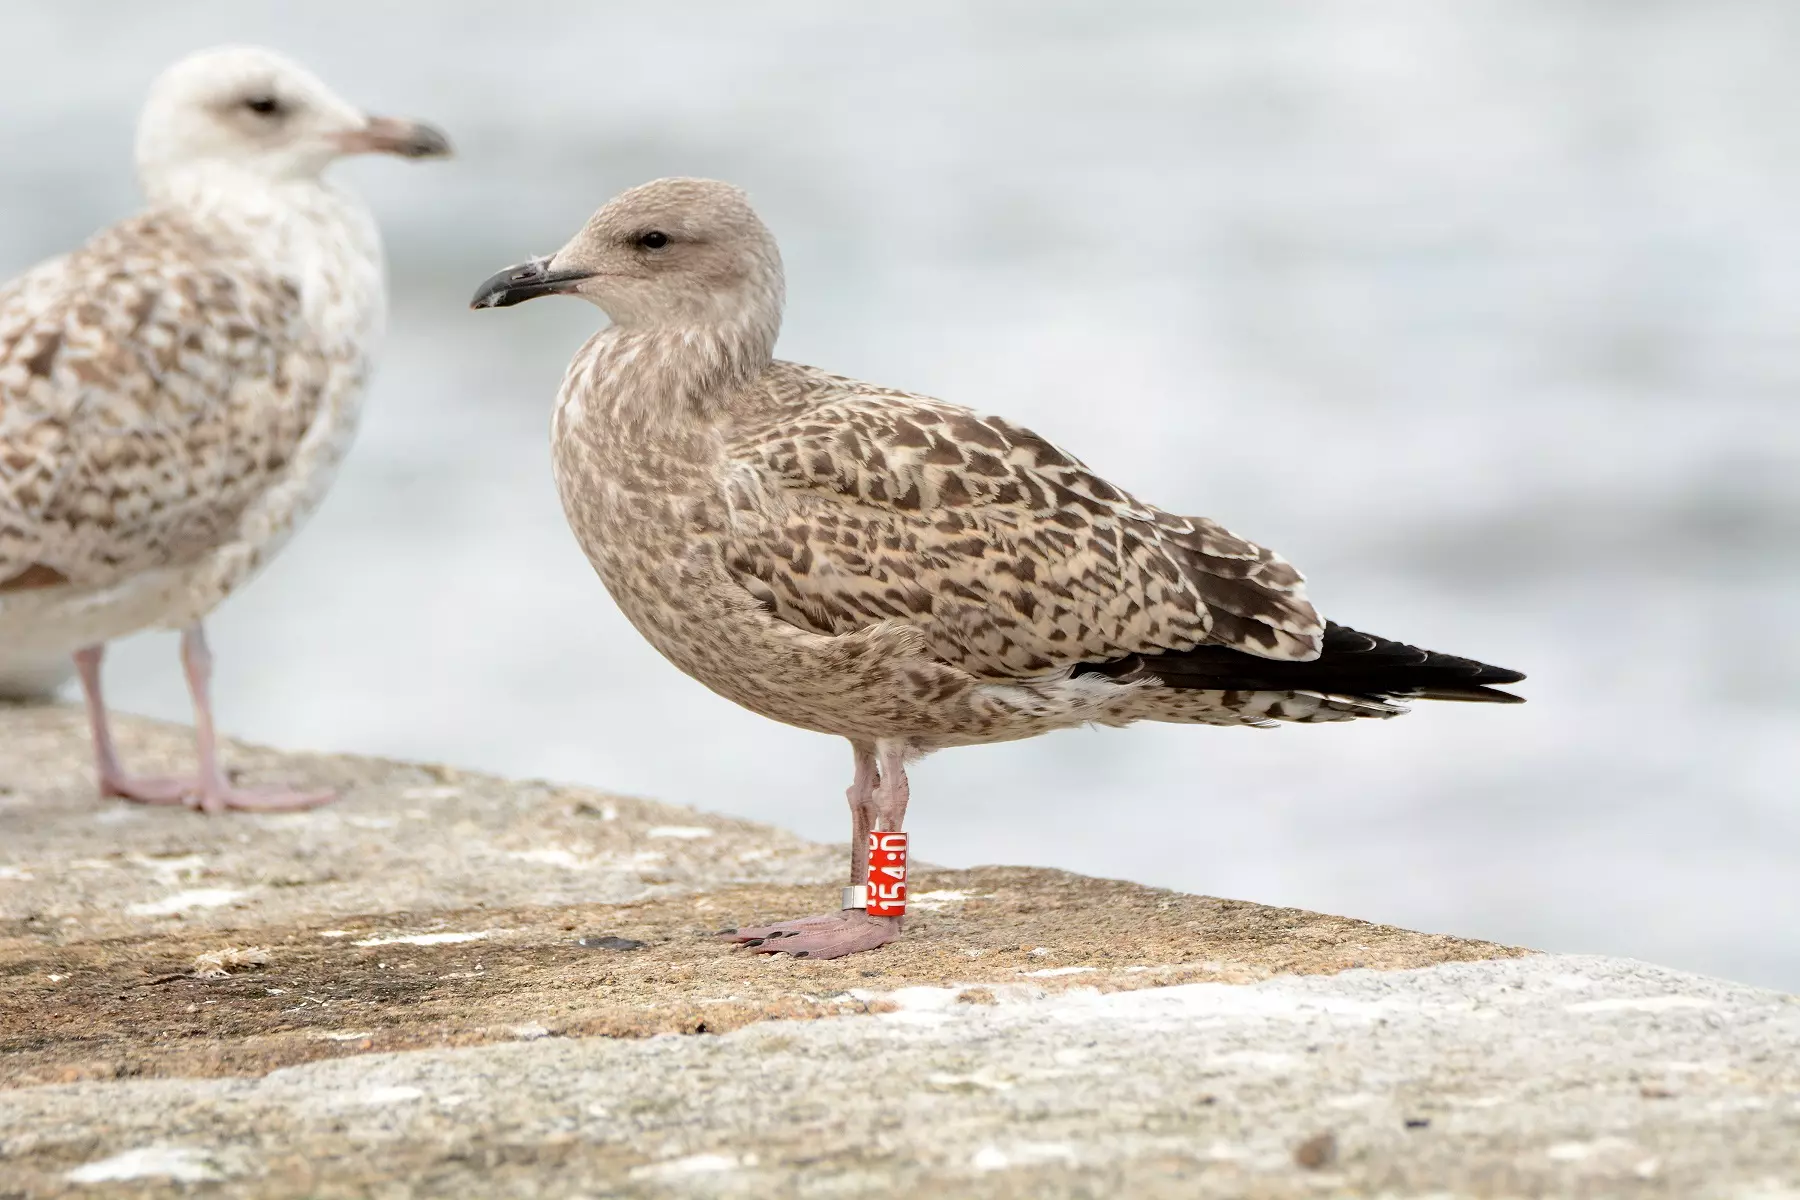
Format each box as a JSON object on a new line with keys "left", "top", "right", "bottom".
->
{"left": 1, "top": 2, "right": 1795, "bottom": 988}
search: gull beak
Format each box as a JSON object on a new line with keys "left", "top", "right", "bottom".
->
{"left": 470, "top": 257, "right": 596, "bottom": 309}
{"left": 333, "top": 116, "right": 452, "bottom": 160}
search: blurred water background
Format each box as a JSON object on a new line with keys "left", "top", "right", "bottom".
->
{"left": 2, "top": 2, "right": 1795, "bottom": 988}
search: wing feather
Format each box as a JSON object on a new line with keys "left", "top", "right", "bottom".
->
{"left": 0, "top": 212, "right": 320, "bottom": 592}
{"left": 722, "top": 363, "right": 1322, "bottom": 680}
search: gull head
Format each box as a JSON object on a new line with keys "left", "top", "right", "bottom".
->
{"left": 471, "top": 177, "right": 785, "bottom": 331}
{"left": 135, "top": 46, "right": 451, "bottom": 196}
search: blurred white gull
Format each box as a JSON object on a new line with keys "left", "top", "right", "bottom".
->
{"left": 0, "top": 46, "right": 449, "bottom": 811}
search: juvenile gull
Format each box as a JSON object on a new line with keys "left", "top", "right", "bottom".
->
{"left": 473, "top": 178, "right": 1524, "bottom": 959}
{"left": 0, "top": 47, "right": 449, "bottom": 811}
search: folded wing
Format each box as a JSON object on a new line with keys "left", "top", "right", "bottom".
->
{"left": 0, "top": 213, "right": 321, "bottom": 594}
{"left": 722, "top": 366, "right": 1323, "bottom": 681}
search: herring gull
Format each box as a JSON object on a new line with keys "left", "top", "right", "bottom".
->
{"left": 0, "top": 46, "right": 449, "bottom": 811}
{"left": 472, "top": 177, "right": 1524, "bottom": 959}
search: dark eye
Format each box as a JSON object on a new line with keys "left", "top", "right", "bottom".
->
{"left": 243, "top": 95, "right": 283, "bottom": 117}
{"left": 636, "top": 231, "right": 669, "bottom": 250}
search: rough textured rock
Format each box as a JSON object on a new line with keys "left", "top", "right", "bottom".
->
{"left": 2, "top": 703, "right": 1796, "bottom": 1197}
{"left": 7, "top": 956, "right": 1800, "bottom": 1198}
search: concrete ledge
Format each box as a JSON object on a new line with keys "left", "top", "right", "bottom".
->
{"left": 2, "top": 704, "right": 1795, "bottom": 1196}
{"left": 5, "top": 956, "right": 1798, "bottom": 1197}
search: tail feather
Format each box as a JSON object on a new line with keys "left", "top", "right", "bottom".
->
{"left": 1075, "top": 622, "right": 1525, "bottom": 705}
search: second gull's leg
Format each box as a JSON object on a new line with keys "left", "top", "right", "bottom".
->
{"left": 74, "top": 629, "right": 336, "bottom": 812}
{"left": 77, "top": 642, "right": 197, "bottom": 805}
{"left": 177, "top": 625, "right": 336, "bottom": 813}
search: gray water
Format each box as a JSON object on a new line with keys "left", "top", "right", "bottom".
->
{"left": 3, "top": 2, "right": 1795, "bottom": 989}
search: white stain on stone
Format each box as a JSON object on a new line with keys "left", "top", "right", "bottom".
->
{"left": 629, "top": 1153, "right": 742, "bottom": 1179}
{"left": 92, "top": 807, "right": 144, "bottom": 824}
{"left": 1022, "top": 966, "right": 1097, "bottom": 978}
{"left": 927, "top": 1071, "right": 1014, "bottom": 1091}
{"left": 645, "top": 825, "right": 713, "bottom": 839}
{"left": 972, "top": 1142, "right": 1076, "bottom": 1171}
{"left": 509, "top": 848, "right": 589, "bottom": 869}
{"left": 127, "top": 888, "right": 245, "bottom": 916}
{"left": 1547, "top": 1136, "right": 1635, "bottom": 1161}
{"left": 1044, "top": 981, "right": 1392, "bottom": 1023}
{"left": 909, "top": 889, "right": 989, "bottom": 910}
{"left": 357, "top": 1086, "right": 425, "bottom": 1106}
{"left": 67, "top": 1145, "right": 224, "bottom": 1183}
{"left": 1565, "top": 995, "right": 1716, "bottom": 1014}
{"left": 877, "top": 986, "right": 963, "bottom": 1012}
{"left": 129, "top": 853, "right": 206, "bottom": 881}
{"left": 353, "top": 931, "right": 491, "bottom": 947}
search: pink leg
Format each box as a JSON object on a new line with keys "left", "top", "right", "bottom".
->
{"left": 871, "top": 741, "right": 909, "bottom": 834}
{"left": 723, "top": 740, "right": 905, "bottom": 959}
{"left": 73, "top": 643, "right": 178, "bottom": 802}
{"left": 178, "top": 626, "right": 335, "bottom": 813}
{"left": 72, "top": 628, "right": 335, "bottom": 813}
{"left": 848, "top": 741, "right": 878, "bottom": 885}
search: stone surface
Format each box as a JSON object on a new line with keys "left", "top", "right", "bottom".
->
{"left": 5, "top": 956, "right": 1800, "bottom": 1198}
{"left": 0, "top": 704, "right": 843, "bottom": 931}
{"left": 2, "top": 703, "right": 1796, "bottom": 1197}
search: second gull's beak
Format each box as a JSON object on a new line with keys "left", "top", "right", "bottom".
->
{"left": 333, "top": 116, "right": 452, "bottom": 159}
{"left": 470, "top": 257, "right": 595, "bottom": 309}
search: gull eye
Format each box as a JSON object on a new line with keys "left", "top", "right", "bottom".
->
{"left": 243, "top": 95, "right": 283, "bottom": 117}
{"left": 636, "top": 231, "right": 669, "bottom": 250}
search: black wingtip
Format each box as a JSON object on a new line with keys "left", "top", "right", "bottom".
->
{"left": 1079, "top": 621, "right": 1527, "bottom": 706}
{"left": 1412, "top": 684, "right": 1526, "bottom": 704}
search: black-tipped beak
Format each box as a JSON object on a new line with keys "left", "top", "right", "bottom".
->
{"left": 469, "top": 258, "right": 594, "bottom": 309}
{"left": 335, "top": 116, "right": 452, "bottom": 160}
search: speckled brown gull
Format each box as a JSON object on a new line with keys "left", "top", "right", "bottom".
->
{"left": 0, "top": 46, "right": 449, "bottom": 812}
{"left": 472, "top": 177, "right": 1524, "bottom": 959}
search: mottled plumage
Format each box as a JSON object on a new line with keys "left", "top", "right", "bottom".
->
{"left": 1, "top": 212, "right": 328, "bottom": 608}
{"left": 475, "top": 177, "right": 1523, "bottom": 957}
{"left": 726, "top": 372, "right": 1320, "bottom": 678}
{"left": 0, "top": 46, "right": 447, "bottom": 811}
